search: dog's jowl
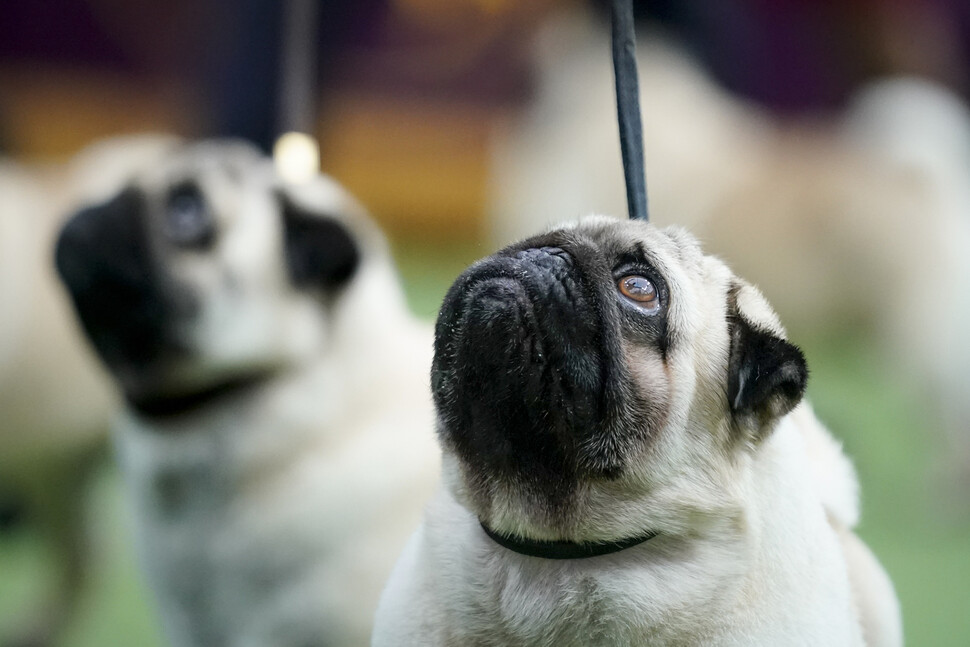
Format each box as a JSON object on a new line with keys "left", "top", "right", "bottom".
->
{"left": 374, "top": 216, "right": 901, "bottom": 647}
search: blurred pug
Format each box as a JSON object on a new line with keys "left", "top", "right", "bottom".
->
{"left": 374, "top": 217, "right": 900, "bottom": 646}
{"left": 55, "top": 140, "right": 439, "bottom": 647}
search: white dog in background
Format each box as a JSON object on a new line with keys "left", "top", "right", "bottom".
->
{"left": 55, "top": 140, "right": 439, "bottom": 647}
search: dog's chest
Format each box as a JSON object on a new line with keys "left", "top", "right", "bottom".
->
{"left": 427, "top": 525, "right": 763, "bottom": 647}
{"left": 453, "top": 574, "right": 612, "bottom": 647}
{"left": 447, "top": 565, "right": 692, "bottom": 647}
{"left": 120, "top": 415, "right": 339, "bottom": 645}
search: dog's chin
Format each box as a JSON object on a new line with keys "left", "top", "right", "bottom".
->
{"left": 443, "top": 454, "right": 586, "bottom": 540}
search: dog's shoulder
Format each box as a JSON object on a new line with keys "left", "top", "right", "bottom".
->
{"left": 783, "top": 407, "right": 902, "bottom": 645}
{"left": 787, "top": 402, "right": 860, "bottom": 529}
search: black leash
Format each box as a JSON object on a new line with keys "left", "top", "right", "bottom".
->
{"left": 611, "top": 0, "right": 649, "bottom": 222}
{"left": 481, "top": 522, "right": 657, "bottom": 560}
{"left": 277, "top": 0, "right": 319, "bottom": 137}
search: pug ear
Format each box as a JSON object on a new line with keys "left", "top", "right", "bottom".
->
{"left": 279, "top": 192, "right": 360, "bottom": 290}
{"left": 727, "top": 289, "right": 808, "bottom": 434}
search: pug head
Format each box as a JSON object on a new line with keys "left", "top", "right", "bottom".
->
{"left": 56, "top": 139, "right": 383, "bottom": 415}
{"left": 433, "top": 216, "right": 808, "bottom": 541}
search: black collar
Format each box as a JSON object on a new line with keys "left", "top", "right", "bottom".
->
{"left": 480, "top": 522, "right": 657, "bottom": 560}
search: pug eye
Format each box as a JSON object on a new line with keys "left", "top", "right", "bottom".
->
{"left": 164, "top": 184, "right": 214, "bottom": 248}
{"left": 618, "top": 275, "right": 660, "bottom": 312}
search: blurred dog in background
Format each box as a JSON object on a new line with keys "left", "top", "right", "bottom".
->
{"left": 0, "top": 135, "right": 174, "bottom": 647}
{"left": 55, "top": 140, "right": 439, "bottom": 647}
{"left": 489, "top": 8, "right": 970, "bottom": 502}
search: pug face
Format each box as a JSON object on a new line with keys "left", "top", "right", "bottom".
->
{"left": 56, "top": 140, "right": 370, "bottom": 414}
{"left": 433, "top": 216, "right": 807, "bottom": 541}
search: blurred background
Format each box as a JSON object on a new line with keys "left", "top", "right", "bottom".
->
{"left": 1, "top": 0, "right": 969, "bottom": 645}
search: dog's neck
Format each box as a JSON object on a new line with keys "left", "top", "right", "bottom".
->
{"left": 479, "top": 520, "right": 658, "bottom": 559}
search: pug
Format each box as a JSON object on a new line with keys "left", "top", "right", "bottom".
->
{"left": 373, "top": 217, "right": 901, "bottom": 646}
{"left": 55, "top": 140, "right": 439, "bottom": 647}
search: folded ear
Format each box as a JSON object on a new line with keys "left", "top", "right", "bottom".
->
{"left": 727, "top": 285, "right": 808, "bottom": 436}
{"left": 278, "top": 191, "right": 360, "bottom": 290}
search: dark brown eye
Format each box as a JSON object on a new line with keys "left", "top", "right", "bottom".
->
{"left": 618, "top": 275, "right": 660, "bottom": 312}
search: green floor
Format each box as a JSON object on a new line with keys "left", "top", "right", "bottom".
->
{"left": 1, "top": 239, "right": 968, "bottom": 645}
